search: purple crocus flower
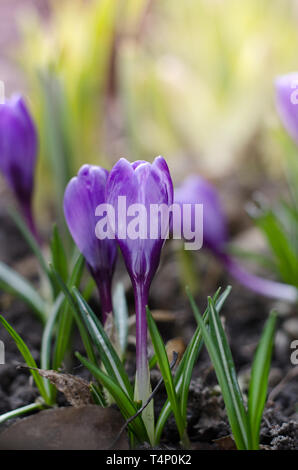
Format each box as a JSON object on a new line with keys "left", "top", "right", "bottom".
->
{"left": 64, "top": 164, "right": 118, "bottom": 323}
{"left": 275, "top": 72, "right": 298, "bottom": 144}
{"left": 106, "top": 156, "right": 173, "bottom": 432}
{"left": 174, "top": 175, "right": 228, "bottom": 253}
{"left": 175, "top": 175, "right": 298, "bottom": 302}
{"left": 0, "top": 95, "right": 39, "bottom": 240}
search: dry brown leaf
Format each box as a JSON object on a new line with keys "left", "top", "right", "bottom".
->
{"left": 35, "top": 369, "right": 93, "bottom": 407}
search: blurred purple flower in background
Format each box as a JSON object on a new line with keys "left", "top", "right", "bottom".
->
{"left": 64, "top": 164, "right": 117, "bottom": 323}
{"left": 174, "top": 175, "right": 228, "bottom": 252}
{"left": 106, "top": 156, "right": 173, "bottom": 435}
{"left": 275, "top": 72, "right": 298, "bottom": 145}
{"left": 175, "top": 175, "right": 298, "bottom": 302}
{"left": 0, "top": 95, "right": 39, "bottom": 240}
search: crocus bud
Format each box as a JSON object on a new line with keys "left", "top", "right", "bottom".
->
{"left": 64, "top": 164, "right": 118, "bottom": 323}
{"left": 175, "top": 175, "right": 298, "bottom": 302}
{"left": 174, "top": 175, "right": 227, "bottom": 253}
{"left": 275, "top": 72, "right": 298, "bottom": 144}
{"left": 106, "top": 156, "right": 173, "bottom": 436}
{"left": 0, "top": 95, "right": 39, "bottom": 240}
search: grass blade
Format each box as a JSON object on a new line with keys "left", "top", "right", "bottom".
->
{"left": 208, "top": 297, "right": 249, "bottom": 448}
{"left": 72, "top": 287, "right": 134, "bottom": 399}
{"left": 112, "top": 282, "right": 129, "bottom": 356}
{"left": 0, "top": 261, "right": 46, "bottom": 323}
{"left": 146, "top": 307, "right": 187, "bottom": 445}
{"left": 154, "top": 286, "right": 231, "bottom": 443}
{"left": 52, "top": 254, "right": 85, "bottom": 370}
{"left": 0, "top": 315, "right": 50, "bottom": 404}
{"left": 50, "top": 268, "right": 97, "bottom": 366}
{"left": 41, "top": 294, "right": 63, "bottom": 371}
{"left": 0, "top": 402, "right": 44, "bottom": 424}
{"left": 248, "top": 311, "right": 277, "bottom": 449}
{"left": 256, "top": 210, "right": 298, "bottom": 285}
{"left": 90, "top": 383, "right": 107, "bottom": 407}
{"left": 179, "top": 317, "right": 206, "bottom": 424}
{"left": 50, "top": 224, "right": 68, "bottom": 283}
{"left": 9, "top": 208, "right": 57, "bottom": 295}
{"left": 40, "top": 293, "right": 64, "bottom": 402}
{"left": 76, "top": 352, "right": 148, "bottom": 442}
{"left": 187, "top": 288, "right": 249, "bottom": 450}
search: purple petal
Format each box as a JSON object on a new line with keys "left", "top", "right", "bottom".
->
{"left": 221, "top": 253, "right": 298, "bottom": 303}
{"left": 174, "top": 175, "right": 227, "bottom": 251}
{"left": 106, "top": 156, "right": 174, "bottom": 287}
{"left": 64, "top": 164, "right": 117, "bottom": 277}
{"left": 0, "top": 95, "right": 38, "bottom": 205}
{"left": 275, "top": 72, "right": 298, "bottom": 144}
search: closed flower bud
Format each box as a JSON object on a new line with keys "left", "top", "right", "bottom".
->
{"left": 0, "top": 95, "right": 39, "bottom": 239}
{"left": 106, "top": 156, "right": 173, "bottom": 435}
{"left": 174, "top": 175, "right": 227, "bottom": 253}
{"left": 64, "top": 164, "right": 117, "bottom": 323}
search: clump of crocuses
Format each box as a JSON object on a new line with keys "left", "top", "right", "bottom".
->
{"left": 64, "top": 164, "right": 118, "bottom": 324}
{"left": 0, "top": 95, "right": 39, "bottom": 241}
{"left": 63, "top": 157, "right": 173, "bottom": 440}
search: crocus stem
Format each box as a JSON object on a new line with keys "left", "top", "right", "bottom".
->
{"left": 93, "top": 273, "right": 113, "bottom": 325}
{"left": 133, "top": 281, "right": 154, "bottom": 444}
{"left": 219, "top": 252, "right": 298, "bottom": 303}
{"left": 134, "top": 283, "right": 149, "bottom": 379}
{"left": 21, "top": 200, "right": 42, "bottom": 246}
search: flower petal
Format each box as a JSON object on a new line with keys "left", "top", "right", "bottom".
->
{"left": 275, "top": 72, "right": 298, "bottom": 144}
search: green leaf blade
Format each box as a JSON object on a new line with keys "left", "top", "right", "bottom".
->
{"left": 50, "top": 268, "right": 97, "bottom": 367}
{"left": 146, "top": 307, "right": 186, "bottom": 444}
{"left": 52, "top": 254, "right": 85, "bottom": 370}
{"left": 50, "top": 224, "right": 68, "bottom": 283}
{"left": 186, "top": 288, "right": 250, "bottom": 450}
{"left": 155, "top": 286, "right": 231, "bottom": 444}
{"left": 0, "top": 315, "right": 50, "bottom": 404}
{"left": 112, "top": 282, "right": 129, "bottom": 356}
{"left": 208, "top": 297, "right": 249, "bottom": 448}
{"left": 72, "top": 287, "right": 134, "bottom": 399}
{"left": 76, "top": 352, "right": 148, "bottom": 442}
{"left": 8, "top": 208, "right": 57, "bottom": 296}
{"left": 0, "top": 261, "right": 46, "bottom": 323}
{"left": 248, "top": 311, "right": 277, "bottom": 449}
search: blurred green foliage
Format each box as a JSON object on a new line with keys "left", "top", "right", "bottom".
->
{"left": 15, "top": 0, "right": 298, "bottom": 222}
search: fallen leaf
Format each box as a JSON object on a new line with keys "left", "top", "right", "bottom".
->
{"left": 35, "top": 369, "right": 93, "bottom": 407}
